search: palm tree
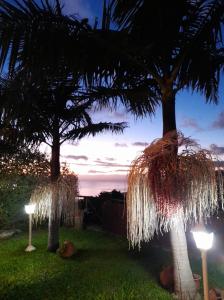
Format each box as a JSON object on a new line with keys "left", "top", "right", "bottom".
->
{"left": 1, "top": 68, "right": 127, "bottom": 251}
{"left": 102, "top": 1, "right": 224, "bottom": 299}
{"left": 0, "top": 0, "right": 158, "bottom": 251}
{"left": 0, "top": 0, "right": 130, "bottom": 252}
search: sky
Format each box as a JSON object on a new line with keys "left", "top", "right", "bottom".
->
{"left": 42, "top": 1, "right": 224, "bottom": 195}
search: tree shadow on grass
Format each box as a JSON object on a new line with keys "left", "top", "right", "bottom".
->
{"left": 128, "top": 232, "right": 172, "bottom": 278}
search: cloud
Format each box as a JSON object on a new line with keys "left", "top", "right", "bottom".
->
{"left": 105, "top": 157, "right": 115, "bottom": 161}
{"left": 93, "top": 107, "right": 129, "bottom": 122}
{"left": 71, "top": 142, "right": 79, "bottom": 147}
{"left": 74, "top": 163, "right": 91, "bottom": 166}
{"left": 210, "top": 144, "right": 224, "bottom": 155}
{"left": 88, "top": 170, "right": 108, "bottom": 174}
{"left": 64, "top": 155, "right": 88, "bottom": 160}
{"left": 115, "top": 169, "right": 129, "bottom": 172}
{"left": 132, "top": 142, "right": 148, "bottom": 147}
{"left": 214, "top": 161, "right": 224, "bottom": 168}
{"left": 112, "top": 111, "right": 128, "bottom": 121}
{"left": 94, "top": 160, "right": 130, "bottom": 168}
{"left": 212, "top": 111, "right": 224, "bottom": 129}
{"left": 63, "top": 0, "right": 93, "bottom": 19}
{"left": 114, "top": 143, "right": 128, "bottom": 147}
{"left": 181, "top": 117, "right": 202, "bottom": 131}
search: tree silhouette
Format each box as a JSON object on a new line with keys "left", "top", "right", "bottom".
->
{"left": 1, "top": 67, "right": 126, "bottom": 251}
{"left": 0, "top": 0, "right": 128, "bottom": 251}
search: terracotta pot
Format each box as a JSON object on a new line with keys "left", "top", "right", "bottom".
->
{"left": 193, "top": 274, "right": 201, "bottom": 290}
{"left": 159, "top": 266, "right": 174, "bottom": 290}
{"left": 209, "top": 288, "right": 224, "bottom": 300}
{"left": 160, "top": 268, "right": 201, "bottom": 291}
{"left": 57, "top": 240, "right": 76, "bottom": 258}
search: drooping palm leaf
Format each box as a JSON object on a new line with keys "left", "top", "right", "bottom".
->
{"left": 30, "top": 173, "right": 79, "bottom": 225}
{"left": 127, "top": 132, "right": 224, "bottom": 248}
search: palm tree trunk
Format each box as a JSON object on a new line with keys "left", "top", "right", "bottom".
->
{"left": 170, "top": 213, "right": 197, "bottom": 299}
{"left": 162, "top": 92, "right": 196, "bottom": 300}
{"left": 48, "top": 127, "right": 60, "bottom": 252}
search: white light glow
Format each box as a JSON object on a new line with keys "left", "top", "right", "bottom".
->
{"left": 192, "top": 231, "right": 214, "bottom": 250}
{"left": 25, "top": 204, "right": 36, "bottom": 214}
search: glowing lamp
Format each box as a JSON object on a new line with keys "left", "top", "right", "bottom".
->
{"left": 192, "top": 231, "right": 213, "bottom": 250}
{"left": 192, "top": 226, "right": 214, "bottom": 300}
{"left": 25, "top": 204, "right": 36, "bottom": 214}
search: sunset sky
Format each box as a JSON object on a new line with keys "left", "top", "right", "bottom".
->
{"left": 41, "top": 0, "right": 224, "bottom": 195}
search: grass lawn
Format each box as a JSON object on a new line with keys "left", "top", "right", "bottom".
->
{"left": 0, "top": 228, "right": 173, "bottom": 300}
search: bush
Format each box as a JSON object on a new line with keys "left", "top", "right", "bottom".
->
{"left": 0, "top": 175, "right": 37, "bottom": 228}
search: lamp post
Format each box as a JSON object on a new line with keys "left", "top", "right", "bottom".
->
{"left": 25, "top": 204, "right": 36, "bottom": 252}
{"left": 192, "top": 227, "right": 214, "bottom": 300}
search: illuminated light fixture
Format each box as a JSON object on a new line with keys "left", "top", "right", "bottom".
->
{"left": 192, "top": 225, "right": 214, "bottom": 300}
{"left": 192, "top": 231, "right": 214, "bottom": 251}
{"left": 25, "top": 204, "right": 36, "bottom": 215}
{"left": 24, "top": 204, "right": 36, "bottom": 252}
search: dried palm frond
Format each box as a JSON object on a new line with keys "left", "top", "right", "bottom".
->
{"left": 127, "top": 132, "right": 224, "bottom": 248}
{"left": 30, "top": 174, "right": 79, "bottom": 225}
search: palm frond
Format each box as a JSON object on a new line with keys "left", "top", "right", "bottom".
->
{"left": 0, "top": 0, "right": 90, "bottom": 75}
{"left": 62, "top": 122, "right": 127, "bottom": 142}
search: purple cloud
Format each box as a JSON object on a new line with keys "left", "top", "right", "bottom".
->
{"left": 94, "top": 160, "right": 130, "bottom": 168}
{"left": 112, "top": 111, "right": 128, "bottom": 121}
{"left": 210, "top": 144, "right": 224, "bottom": 155}
{"left": 115, "top": 143, "right": 128, "bottom": 147}
{"left": 88, "top": 170, "right": 107, "bottom": 174}
{"left": 105, "top": 157, "right": 115, "bottom": 161}
{"left": 71, "top": 142, "right": 79, "bottom": 147}
{"left": 132, "top": 142, "right": 148, "bottom": 147}
{"left": 181, "top": 117, "right": 202, "bottom": 131}
{"left": 212, "top": 111, "right": 224, "bottom": 129}
{"left": 64, "top": 155, "right": 88, "bottom": 160}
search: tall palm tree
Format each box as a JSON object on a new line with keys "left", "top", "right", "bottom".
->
{"left": 102, "top": 1, "right": 224, "bottom": 299}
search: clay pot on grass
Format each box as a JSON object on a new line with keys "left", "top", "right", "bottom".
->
{"left": 57, "top": 240, "right": 77, "bottom": 258}
{"left": 209, "top": 288, "right": 224, "bottom": 300}
{"left": 160, "top": 266, "right": 201, "bottom": 291}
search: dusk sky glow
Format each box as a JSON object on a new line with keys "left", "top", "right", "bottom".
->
{"left": 39, "top": 0, "right": 224, "bottom": 195}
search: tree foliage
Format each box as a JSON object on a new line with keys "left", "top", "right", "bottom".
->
{"left": 0, "top": 147, "right": 50, "bottom": 228}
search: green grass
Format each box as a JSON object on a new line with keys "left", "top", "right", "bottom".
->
{"left": 0, "top": 228, "right": 172, "bottom": 300}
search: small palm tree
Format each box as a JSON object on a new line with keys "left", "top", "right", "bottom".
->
{"left": 0, "top": 0, "right": 129, "bottom": 251}
{"left": 1, "top": 68, "right": 126, "bottom": 251}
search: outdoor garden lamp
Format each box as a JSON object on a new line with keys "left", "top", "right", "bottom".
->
{"left": 192, "top": 228, "right": 214, "bottom": 300}
{"left": 192, "top": 231, "right": 213, "bottom": 251}
{"left": 25, "top": 204, "right": 36, "bottom": 252}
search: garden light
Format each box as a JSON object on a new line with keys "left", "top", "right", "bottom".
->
{"left": 25, "top": 204, "right": 36, "bottom": 252}
{"left": 25, "top": 204, "right": 36, "bottom": 214}
{"left": 192, "top": 231, "right": 213, "bottom": 251}
{"left": 192, "top": 226, "right": 214, "bottom": 300}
